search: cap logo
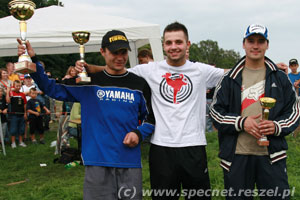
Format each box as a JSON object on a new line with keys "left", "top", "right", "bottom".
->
{"left": 250, "top": 24, "right": 265, "bottom": 33}
{"left": 244, "top": 23, "right": 268, "bottom": 40}
{"left": 109, "top": 35, "right": 128, "bottom": 43}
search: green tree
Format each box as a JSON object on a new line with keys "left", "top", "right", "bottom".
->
{"left": 0, "top": 0, "right": 62, "bottom": 18}
{"left": 0, "top": 0, "right": 11, "bottom": 18}
{"left": 189, "top": 39, "right": 240, "bottom": 68}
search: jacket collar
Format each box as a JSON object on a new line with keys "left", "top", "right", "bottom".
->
{"left": 229, "top": 56, "right": 277, "bottom": 79}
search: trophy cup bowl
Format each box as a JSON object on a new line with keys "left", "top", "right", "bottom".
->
{"left": 72, "top": 31, "right": 91, "bottom": 84}
{"left": 8, "top": 0, "right": 36, "bottom": 74}
{"left": 257, "top": 97, "right": 276, "bottom": 146}
{"left": 260, "top": 97, "right": 276, "bottom": 110}
{"left": 8, "top": 0, "right": 35, "bottom": 20}
{"left": 72, "top": 31, "right": 90, "bottom": 46}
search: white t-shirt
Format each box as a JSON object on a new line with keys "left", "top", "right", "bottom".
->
{"left": 129, "top": 60, "right": 224, "bottom": 147}
{"left": 21, "top": 84, "right": 36, "bottom": 101}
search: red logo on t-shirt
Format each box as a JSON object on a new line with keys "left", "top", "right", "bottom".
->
{"left": 160, "top": 73, "right": 193, "bottom": 104}
{"left": 241, "top": 81, "right": 265, "bottom": 112}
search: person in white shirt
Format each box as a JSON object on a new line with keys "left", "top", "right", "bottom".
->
{"left": 21, "top": 74, "right": 36, "bottom": 101}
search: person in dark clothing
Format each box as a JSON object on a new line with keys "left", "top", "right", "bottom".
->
{"left": 26, "top": 88, "right": 50, "bottom": 144}
{"left": 211, "top": 23, "right": 300, "bottom": 200}
{"left": 0, "top": 88, "right": 8, "bottom": 143}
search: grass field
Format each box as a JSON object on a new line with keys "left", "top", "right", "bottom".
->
{"left": 0, "top": 122, "right": 299, "bottom": 200}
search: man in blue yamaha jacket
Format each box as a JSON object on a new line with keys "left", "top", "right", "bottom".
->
{"left": 211, "top": 24, "right": 300, "bottom": 199}
{"left": 17, "top": 30, "right": 155, "bottom": 200}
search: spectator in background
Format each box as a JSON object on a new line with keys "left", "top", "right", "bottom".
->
{"left": 27, "top": 88, "right": 50, "bottom": 144}
{"left": 138, "top": 49, "right": 154, "bottom": 64}
{"left": 288, "top": 58, "right": 300, "bottom": 95}
{"left": 46, "top": 71, "right": 52, "bottom": 77}
{"left": 68, "top": 102, "right": 81, "bottom": 138}
{"left": 62, "top": 66, "right": 78, "bottom": 81}
{"left": 20, "top": 74, "right": 36, "bottom": 141}
{"left": 60, "top": 66, "right": 79, "bottom": 119}
{"left": 62, "top": 102, "right": 81, "bottom": 147}
{"left": 60, "top": 66, "right": 79, "bottom": 116}
{"left": 0, "top": 69, "right": 12, "bottom": 95}
{"left": 6, "top": 62, "right": 20, "bottom": 83}
{"left": 21, "top": 74, "right": 35, "bottom": 101}
{"left": 0, "top": 88, "right": 8, "bottom": 143}
{"left": 6, "top": 80, "right": 27, "bottom": 148}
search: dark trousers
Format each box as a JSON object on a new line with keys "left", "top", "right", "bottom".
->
{"left": 223, "top": 154, "right": 290, "bottom": 200}
{"left": 29, "top": 117, "right": 44, "bottom": 135}
{"left": 149, "top": 144, "right": 211, "bottom": 200}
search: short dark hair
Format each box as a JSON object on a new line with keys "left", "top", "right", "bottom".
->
{"left": 138, "top": 49, "right": 153, "bottom": 59}
{"left": 30, "top": 87, "right": 37, "bottom": 92}
{"left": 14, "top": 80, "right": 21, "bottom": 85}
{"left": 163, "top": 22, "right": 189, "bottom": 41}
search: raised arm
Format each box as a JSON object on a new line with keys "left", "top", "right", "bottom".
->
{"left": 17, "top": 39, "right": 82, "bottom": 103}
{"left": 74, "top": 61, "right": 105, "bottom": 74}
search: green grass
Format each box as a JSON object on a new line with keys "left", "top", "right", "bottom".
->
{"left": 0, "top": 123, "right": 299, "bottom": 200}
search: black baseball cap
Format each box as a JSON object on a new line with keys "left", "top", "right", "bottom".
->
{"left": 289, "top": 59, "right": 298, "bottom": 66}
{"left": 101, "top": 30, "right": 131, "bottom": 52}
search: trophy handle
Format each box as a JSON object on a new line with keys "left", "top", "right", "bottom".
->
{"left": 258, "top": 108, "right": 270, "bottom": 146}
{"left": 19, "top": 21, "right": 27, "bottom": 41}
{"left": 79, "top": 45, "right": 85, "bottom": 62}
{"left": 263, "top": 108, "right": 269, "bottom": 120}
{"left": 18, "top": 20, "right": 32, "bottom": 63}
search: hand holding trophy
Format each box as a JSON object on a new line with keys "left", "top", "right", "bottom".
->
{"left": 8, "top": 0, "right": 36, "bottom": 74}
{"left": 72, "top": 31, "right": 91, "bottom": 84}
{"left": 258, "top": 97, "right": 276, "bottom": 146}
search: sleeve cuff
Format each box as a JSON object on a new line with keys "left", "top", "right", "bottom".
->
{"left": 132, "top": 129, "right": 142, "bottom": 143}
{"left": 235, "top": 116, "right": 247, "bottom": 132}
{"left": 31, "top": 55, "right": 38, "bottom": 63}
{"left": 273, "top": 121, "right": 281, "bottom": 136}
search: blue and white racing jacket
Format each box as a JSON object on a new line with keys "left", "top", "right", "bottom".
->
{"left": 31, "top": 56, "right": 155, "bottom": 168}
{"left": 210, "top": 56, "right": 300, "bottom": 171}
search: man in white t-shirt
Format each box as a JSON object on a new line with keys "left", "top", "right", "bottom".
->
{"left": 76, "top": 22, "right": 225, "bottom": 199}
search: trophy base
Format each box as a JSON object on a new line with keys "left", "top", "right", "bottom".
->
{"left": 76, "top": 76, "right": 91, "bottom": 84}
{"left": 257, "top": 139, "right": 269, "bottom": 146}
{"left": 14, "top": 61, "right": 36, "bottom": 74}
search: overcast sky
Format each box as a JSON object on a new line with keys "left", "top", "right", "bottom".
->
{"left": 62, "top": 0, "right": 299, "bottom": 66}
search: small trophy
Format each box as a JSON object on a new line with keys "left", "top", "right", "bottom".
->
{"left": 72, "top": 31, "right": 91, "bottom": 84}
{"left": 258, "top": 97, "right": 276, "bottom": 146}
{"left": 8, "top": 0, "right": 36, "bottom": 74}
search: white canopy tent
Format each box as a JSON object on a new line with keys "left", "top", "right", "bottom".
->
{"left": 0, "top": 5, "right": 164, "bottom": 67}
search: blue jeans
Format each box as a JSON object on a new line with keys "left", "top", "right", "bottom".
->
{"left": 9, "top": 115, "right": 25, "bottom": 137}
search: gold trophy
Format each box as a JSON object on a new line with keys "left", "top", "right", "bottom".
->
{"left": 258, "top": 97, "right": 276, "bottom": 146}
{"left": 72, "top": 31, "right": 91, "bottom": 84}
{"left": 8, "top": 0, "right": 36, "bottom": 74}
